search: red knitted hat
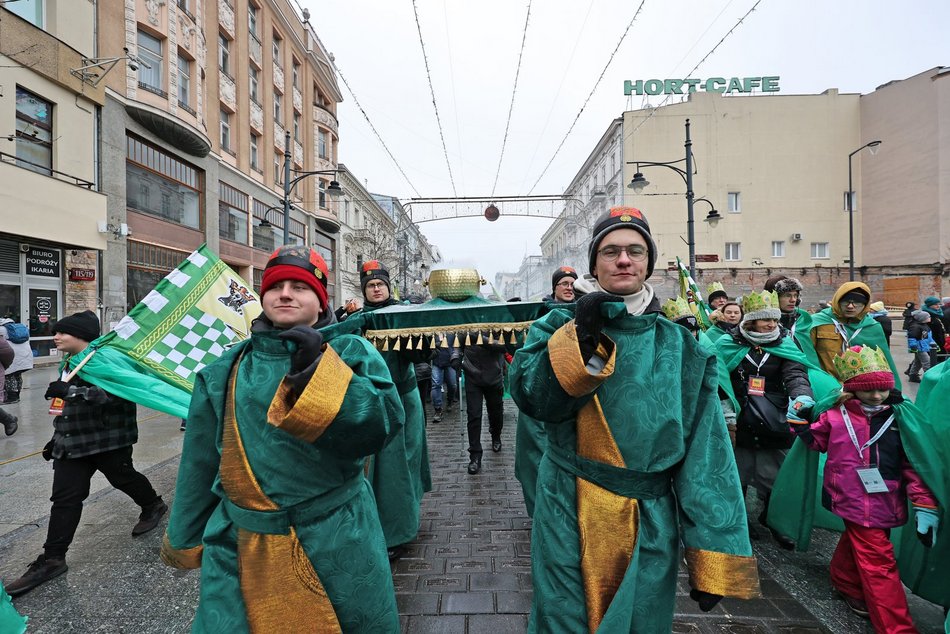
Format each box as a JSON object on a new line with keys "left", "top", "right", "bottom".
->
{"left": 836, "top": 346, "right": 895, "bottom": 392}
{"left": 843, "top": 371, "right": 895, "bottom": 392}
{"left": 260, "top": 245, "right": 329, "bottom": 310}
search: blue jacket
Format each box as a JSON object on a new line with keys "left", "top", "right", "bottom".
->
{"left": 907, "top": 322, "right": 935, "bottom": 352}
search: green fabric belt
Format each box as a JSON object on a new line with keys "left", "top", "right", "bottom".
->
{"left": 222, "top": 476, "right": 364, "bottom": 535}
{"left": 546, "top": 444, "right": 672, "bottom": 500}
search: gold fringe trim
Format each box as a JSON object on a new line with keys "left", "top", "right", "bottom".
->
{"left": 684, "top": 548, "right": 760, "bottom": 599}
{"left": 363, "top": 320, "right": 536, "bottom": 351}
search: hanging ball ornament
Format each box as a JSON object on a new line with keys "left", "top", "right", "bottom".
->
{"left": 484, "top": 204, "right": 500, "bottom": 222}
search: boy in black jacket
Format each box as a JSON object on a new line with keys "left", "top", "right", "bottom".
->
{"left": 5, "top": 311, "right": 166, "bottom": 597}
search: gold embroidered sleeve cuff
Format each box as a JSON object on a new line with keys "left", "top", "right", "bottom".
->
{"left": 548, "top": 323, "right": 616, "bottom": 397}
{"left": 267, "top": 346, "right": 353, "bottom": 442}
{"left": 160, "top": 533, "right": 203, "bottom": 569}
{"left": 685, "top": 548, "right": 760, "bottom": 599}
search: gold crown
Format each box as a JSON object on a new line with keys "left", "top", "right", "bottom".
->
{"left": 707, "top": 281, "right": 725, "bottom": 296}
{"left": 833, "top": 346, "right": 891, "bottom": 383}
{"left": 662, "top": 297, "right": 694, "bottom": 321}
{"left": 740, "top": 290, "right": 779, "bottom": 314}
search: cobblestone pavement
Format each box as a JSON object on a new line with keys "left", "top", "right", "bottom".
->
{"left": 1, "top": 357, "right": 945, "bottom": 632}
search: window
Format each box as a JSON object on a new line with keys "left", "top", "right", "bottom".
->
{"left": 727, "top": 192, "right": 741, "bottom": 213}
{"left": 771, "top": 241, "right": 785, "bottom": 258}
{"left": 274, "top": 155, "right": 282, "bottom": 184}
{"left": 252, "top": 199, "right": 304, "bottom": 251}
{"left": 219, "top": 182, "right": 248, "bottom": 244}
{"left": 273, "top": 91, "right": 282, "bottom": 121}
{"left": 248, "top": 4, "right": 258, "bottom": 36}
{"left": 610, "top": 154, "right": 616, "bottom": 178}
{"left": 292, "top": 60, "right": 300, "bottom": 89}
{"left": 220, "top": 110, "right": 231, "bottom": 151}
{"left": 318, "top": 130, "right": 328, "bottom": 160}
{"left": 126, "top": 135, "right": 201, "bottom": 228}
{"left": 272, "top": 35, "right": 281, "bottom": 65}
{"left": 218, "top": 34, "right": 231, "bottom": 76}
{"left": 14, "top": 87, "right": 53, "bottom": 175}
{"left": 811, "top": 242, "right": 829, "bottom": 259}
{"left": 137, "top": 30, "right": 163, "bottom": 92}
{"left": 177, "top": 55, "right": 191, "bottom": 108}
{"left": 293, "top": 112, "right": 301, "bottom": 142}
{"left": 177, "top": 0, "right": 190, "bottom": 13}
{"left": 7, "top": 0, "right": 43, "bottom": 27}
{"left": 843, "top": 191, "right": 856, "bottom": 211}
{"left": 725, "top": 242, "right": 741, "bottom": 262}
{"left": 318, "top": 180, "right": 327, "bottom": 208}
{"left": 250, "top": 133, "right": 260, "bottom": 171}
{"left": 249, "top": 67, "right": 259, "bottom": 103}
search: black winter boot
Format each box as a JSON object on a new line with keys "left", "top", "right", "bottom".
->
{"left": 132, "top": 497, "right": 168, "bottom": 536}
{"left": 5, "top": 554, "right": 68, "bottom": 597}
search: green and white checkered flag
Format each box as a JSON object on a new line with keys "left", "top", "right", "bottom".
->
{"left": 64, "top": 244, "right": 261, "bottom": 418}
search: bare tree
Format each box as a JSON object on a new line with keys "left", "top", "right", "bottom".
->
{"left": 341, "top": 218, "right": 405, "bottom": 297}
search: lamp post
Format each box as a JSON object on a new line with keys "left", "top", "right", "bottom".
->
{"left": 847, "top": 140, "right": 882, "bottom": 281}
{"left": 627, "top": 119, "right": 720, "bottom": 280}
{"left": 282, "top": 129, "right": 342, "bottom": 245}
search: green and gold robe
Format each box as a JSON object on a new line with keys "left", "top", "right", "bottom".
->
{"left": 510, "top": 307, "right": 759, "bottom": 633}
{"left": 161, "top": 330, "right": 404, "bottom": 632}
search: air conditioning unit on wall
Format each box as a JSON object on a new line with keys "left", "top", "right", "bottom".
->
{"left": 791, "top": 233, "right": 803, "bottom": 242}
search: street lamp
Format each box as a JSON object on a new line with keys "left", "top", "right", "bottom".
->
{"left": 282, "top": 129, "right": 342, "bottom": 245}
{"left": 627, "top": 119, "right": 720, "bottom": 279}
{"left": 847, "top": 140, "right": 882, "bottom": 281}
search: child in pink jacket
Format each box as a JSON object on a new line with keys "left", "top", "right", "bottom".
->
{"left": 791, "top": 346, "right": 938, "bottom": 634}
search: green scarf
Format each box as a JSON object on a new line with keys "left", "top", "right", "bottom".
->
{"left": 810, "top": 307, "right": 902, "bottom": 389}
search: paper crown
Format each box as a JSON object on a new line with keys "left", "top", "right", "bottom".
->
{"left": 740, "top": 290, "right": 781, "bottom": 321}
{"left": 833, "top": 345, "right": 893, "bottom": 386}
{"left": 707, "top": 281, "right": 726, "bottom": 296}
{"left": 662, "top": 297, "right": 694, "bottom": 321}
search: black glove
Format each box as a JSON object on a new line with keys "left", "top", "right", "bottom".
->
{"left": 67, "top": 385, "right": 110, "bottom": 405}
{"left": 574, "top": 292, "right": 623, "bottom": 363}
{"left": 42, "top": 439, "right": 54, "bottom": 461}
{"left": 689, "top": 588, "right": 723, "bottom": 612}
{"left": 450, "top": 356, "right": 462, "bottom": 372}
{"left": 277, "top": 325, "right": 325, "bottom": 395}
{"left": 45, "top": 380, "right": 70, "bottom": 400}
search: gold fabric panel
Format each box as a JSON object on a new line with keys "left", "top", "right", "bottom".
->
{"left": 159, "top": 534, "right": 203, "bottom": 569}
{"left": 267, "top": 346, "right": 353, "bottom": 443}
{"left": 549, "top": 323, "right": 616, "bottom": 398}
{"left": 575, "top": 396, "right": 637, "bottom": 633}
{"left": 238, "top": 528, "right": 342, "bottom": 633}
{"left": 684, "top": 548, "right": 760, "bottom": 599}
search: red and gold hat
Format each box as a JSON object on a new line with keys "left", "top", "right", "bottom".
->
{"left": 588, "top": 206, "right": 657, "bottom": 278}
{"left": 551, "top": 265, "right": 578, "bottom": 291}
{"left": 260, "top": 245, "right": 329, "bottom": 310}
{"left": 360, "top": 259, "right": 391, "bottom": 294}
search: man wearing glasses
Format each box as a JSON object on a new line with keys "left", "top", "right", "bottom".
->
{"left": 510, "top": 207, "right": 759, "bottom": 631}
{"left": 810, "top": 281, "right": 901, "bottom": 385}
{"left": 549, "top": 266, "right": 578, "bottom": 303}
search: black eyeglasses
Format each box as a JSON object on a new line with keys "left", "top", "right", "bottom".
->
{"left": 597, "top": 244, "right": 648, "bottom": 262}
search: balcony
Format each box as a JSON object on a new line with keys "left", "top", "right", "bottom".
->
{"left": 274, "top": 65, "right": 285, "bottom": 94}
{"left": 0, "top": 152, "right": 107, "bottom": 249}
{"left": 217, "top": 0, "right": 235, "bottom": 36}
{"left": 219, "top": 73, "right": 236, "bottom": 111}
{"left": 312, "top": 104, "right": 338, "bottom": 135}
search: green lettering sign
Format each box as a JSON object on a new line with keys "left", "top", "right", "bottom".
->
{"left": 623, "top": 76, "right": 780, "bottom": 96}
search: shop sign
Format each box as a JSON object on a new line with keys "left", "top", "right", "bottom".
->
{"left": 696, "top": 254, "right": 720, "bottom": 263}
{"left": 624, "top": 76, "right": 780, "bottom": 96}
{"left": 26, "top": 247, "right": 61, "bottom": 277}
{"left": 69, "top": 268, "right": 96, "bottom": 281}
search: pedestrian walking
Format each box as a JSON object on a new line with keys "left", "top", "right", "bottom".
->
{"left": 4, "top": 310, "right": 166, "bottom": 597}
{"left": 906, "top": 310, "right": 935, "bottom": 382}
{"left": 868, "top": 301, "right": 892, "bottom": 347}
{"left": 922, "top": 296, "right": 946, "bottom": 366}
{"left": 0, "top": 337, "right": 18, "bottom": 436}
{"left": 460, "top": 336, "right": 507, "bottom": 475}
{"left": 790, "top": 346, "right": 940, "bottom": 632}
{"left": 430, "top": 333, "right": 460, "bottom": 422}
{"left": 901, "top": 301, "right": 917, "bottom": 331}
{"left": 0, "top": 317, "right": 33, "bottom": 403}
{"left": 161, "top": 246, "right": 404, "bottom": 631}
{"left": 510, "top": 207, "right": 759, "bottom": 632}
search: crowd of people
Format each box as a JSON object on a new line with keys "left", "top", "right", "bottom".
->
{"left": 2, "top": 207, "right": 948, "bottom": 633}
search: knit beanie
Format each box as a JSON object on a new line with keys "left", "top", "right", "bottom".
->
{"left": 869, "top": 301, "right": 885, "bottom": 312}
{"left": 588, "top": 207, "right": 657, "bottom": 278}
{"left": 835, "top": 346, "right": 895, "bottom": 392}
{"left": 840, "top": 289, "right": 870, "bottom": 305}
{"left": 924, "top": 296, "right": 941, "bottom": 307}
{"left": 52, "top": 310, "right": 100, "bottom": 342}
{"left": 260, "top": 245, "right": 329, "bottom": 310}
{"left": 551, "top": 266, "right": 578, "bottom": 291}
{"left": 360, "top": 260, "right": 391, "bottom": 295}
{"left": 912, "top": 310, "right": 931, "bottom": 323}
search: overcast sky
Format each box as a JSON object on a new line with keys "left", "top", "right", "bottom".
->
{"left": 302, "top": 0, "right": 947, "bottom": 285}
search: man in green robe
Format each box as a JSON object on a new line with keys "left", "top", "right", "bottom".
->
{"left": 515, "top": 265, "right": 577, "bottom": 516}
{"left": 810, "top": 281, "right": 901, "bottom": 388}
{"left": 161, "top": 246, "right": 404, "bottom": 632}
{"left": 510, "top": 207, "right": 759, "bottom": 633}
{"left": 348, "top": 260, "right": 431, "bottom": 559}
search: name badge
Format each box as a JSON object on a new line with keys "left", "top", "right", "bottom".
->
{"left": 747, "top": 376, "right": 766, "bottom": 396}
{"left": 856, "top": 467, "right": 888, "bottom": 494}
{"left": 48, "top": 398, "right": 65, "bottom": 416}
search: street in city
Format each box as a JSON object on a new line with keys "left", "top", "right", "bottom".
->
{"left": 0, "top": 342, "right": 945, "bottom": 633}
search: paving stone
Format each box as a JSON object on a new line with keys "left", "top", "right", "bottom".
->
{"left": 395, "top": 592, "right": 440, "bottom": 615}
{"left": 469, "top": 571, "right": 521, "bottom": 591}
{"left": 405, "top": 615, "right": 466, "bottom": 633}
{"left": 495, "top": 591, "right": 533, "bottom": 614}
{"left": 467, "top": 613, "right": 530, "bottom": 633}
{"left": 440, "top": 591, "right": 494, "bottom": 614}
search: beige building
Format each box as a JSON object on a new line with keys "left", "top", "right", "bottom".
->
{"left": 541, "top": 67, "right": 949, "bottom": 304}
{"left": 97, "top": 0, "right": 344, "bottom": 321}
{"left": 0, "top": 2, "right": 108, "bottom": 358}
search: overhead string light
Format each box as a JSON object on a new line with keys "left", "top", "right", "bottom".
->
{"left": 330, "top": 61, "right": 422, "bottom": 198}
{"left": 490, "top": 0, "right": 533, "bottom": 198}
{"left": 626, "top": 0, "right": 765, "bottom": 141}
{"left": 412, "top": 0, "right": 458, "bottom": 197}
{"left": 526, "top": 0, "right": 648, "bottom": 195}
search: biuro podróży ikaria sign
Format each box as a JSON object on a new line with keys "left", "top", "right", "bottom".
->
{"left": 624, "top": 77, "right": 780, "bottom": 96}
